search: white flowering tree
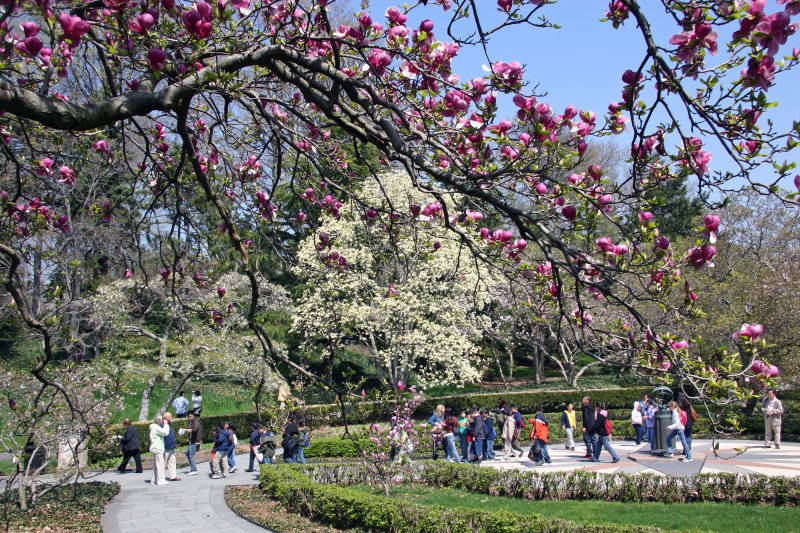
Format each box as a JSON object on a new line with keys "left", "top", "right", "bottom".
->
{"left": 83, "top": 271, "right": 290, "bottom": 418}
{"left": 293, "top": 171, "right": 495, "bottom": 389}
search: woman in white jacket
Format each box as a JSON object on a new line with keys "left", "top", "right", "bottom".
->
{"left": 502, "top": 409, "right": 517, "bottom": 460}
{"left": 663, "top": 401, "right": 692, "bottom": 462}
{"left": 631, "top": 401, "right": 644, "bottom": 445}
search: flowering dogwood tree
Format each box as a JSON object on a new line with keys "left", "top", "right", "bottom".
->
{"left": 293, "top": 170, "right": 493, "bottom": 388}
{"left": 0, "top": 0, "right": 797, "bottom": 456}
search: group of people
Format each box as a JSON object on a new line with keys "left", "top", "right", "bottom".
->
{"left": 117, "top": 391, "right": 312, "bottom": 485}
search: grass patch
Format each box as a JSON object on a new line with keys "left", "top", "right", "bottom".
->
{"left": 0, "top": 481, "right": 119, "bottom": 532}
{"left": 351, "top": 484, "right": 800, "bottom": 533}
{"left": 225, "top": 485, "right": 360, "bottom": 533}
{"left": 112, "top": 379, "right": 256, "bottom": 423}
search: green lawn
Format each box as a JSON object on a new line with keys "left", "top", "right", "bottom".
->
{"left": 113, "top": 379, "right": 256, "bottom": 423}
{"left": 352, "top": 485, "right": 800, "bottom": 533}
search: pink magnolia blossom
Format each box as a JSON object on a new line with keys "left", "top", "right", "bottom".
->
{"left": 159, "top": 267, "right": 171, "bottom": 281}
{"left": 638, "top": 211, "right": 654, "bottom": 223}
{"left": 794, "top": 174, "right": 800, "bottom": 190}
{"left": 124, "top": 269, "right": 133, "bottom": 279}
{"left": 217, "top": 286, "right": 226, "bottom": 299}
{"left": 129, "top": 13, "right": 155, "bottom": 34}
{"left": 752, "top": 11, "right": 795, "bottom": 56}
{"left": 562, "top": 205, "right": 577, "bottom": 221}
{"left": 58, "top": 13, "right": 91, "bottom": 47}
{"left": 433, "top": 241, "right": 441, "bottom": 251}
{"left": 732, "top": 323, "right": 765, "bottom": 341}
{"left": 36, "top": 158, "right": 54, "bottom": 176}
{"left": 491, "top": 61, "right": 524, "bottom": 91}
{"left": 703, "top": 214, "right": 721, "bottom": 242}
{"left": 147, "top": 48, "right": 167, "bottom": 71}
{"left": 688, "top": 245, "right": 716, "bottom": 268}
{"left": 58, "top": 165, "right": 76, "bottom": 186}
{"left": 183, "top": 2, "right": 213, "bottom": 38}
{"left": 15, "top": 36, "right": 43, "bottom": 57}
{"left": 670, "top": 339, "right": 689, "bottom": 350}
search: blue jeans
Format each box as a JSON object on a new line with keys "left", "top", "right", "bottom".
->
{"left": 459, "top": 434, "right": 468, "bottom": 459}
{"left": 633, "top": 424, "right": 644, "bottom": 445}
{"left": 666, "top": 429, "right": 691, "bottom": 460}
{"left": 684, "top": 426, "right": 693, "bottom": 454}
{"left": 187, "top": 443, "right": 198, "bottom": 472}
{"left": 471, "top": 439, "right": 484, "bottom": 461}
{"left": 583, "top": 431, "right": 596, "bottom": 456}
{"left": 534, "top": 439, "right": 551, "bottom": 463}
{"left": 297, "top": 447, "right": 306, "bottom": 464}
{"left": 593, "top": 435, "right": 620, "bottom": 461}
{"left": 227, "top": 447, "right": 237, "bottom": 468}
{"left": 646, "top": 426, "right": 655, "bottom": 450}
{"left": 284, "top": 448, "right": 297, "bottom": 463}
{"left": 444, "top": 434, "right": 461, "bottom": 462}
{"left": 483, "top": 438, "right": 495, "bottom": 460}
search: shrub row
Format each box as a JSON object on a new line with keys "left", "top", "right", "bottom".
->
{"left": 296, "top": 462, "right": 800, "bottom": 506}
{"left": 259, "top": 466, "right": 661, "bottom": 533}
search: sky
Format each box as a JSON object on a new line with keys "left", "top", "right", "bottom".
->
{"left": 364, "top": 0, "right": 800, "bottom": 189}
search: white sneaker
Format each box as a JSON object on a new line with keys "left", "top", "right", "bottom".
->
{"left": 186, "top": 470, "right": 198, "bottom": 476}
{"left": 229, "top": 465, "right": 238, "bottom": 473}
{"left": 680, "top": 458, "right": 693, "bottom": 462}
{"left": 211, "top": 474, "right": 222, "bottom": 479}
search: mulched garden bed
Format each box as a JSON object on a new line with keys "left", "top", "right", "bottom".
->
{"left": 0, "top": 481, "right": 120, "bottom": 532}
{"left": 224, "top": 485, "right": 361, "bottom": 533}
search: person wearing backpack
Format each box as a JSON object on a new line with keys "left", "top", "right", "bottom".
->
{"left": 259, "top": 427, "right": 278, "bottom": 465}
{"left": 467, "top": 408, "right": 486, "bottom": 464}
{"left": 560, "top": 402, "right": 576, "bottom": 451}
{"left": 282, "top": 415, "right": 301, "bottom": 463}
{"left": 664, "top": 401, "right": 692, "bottom": 462}
{"left": 210, "top": 423, "right": 231, "bottom": 479}
{"left": 529, "top": 406, "right": 552, "bottom": 466}
{"left": 644, "top": 399, "right": 657, "bottom": 451}
{"left": 247, "top": 423, "right": 265, "bottom": 472}
{"left": 481, "top": 409, "right": 497, "bottom": 461}
{"left": 631, "top": 401, "right": 644, "bottom": 445}
{"left": 510, "top": 405, "right": 524, "bottom": 455}
{"left": 589, "top": 402, "right": 621, "bottom": 463}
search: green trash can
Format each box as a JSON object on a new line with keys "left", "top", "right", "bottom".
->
{"left": 653, "top": 408, "right": 672, "bottom": 454}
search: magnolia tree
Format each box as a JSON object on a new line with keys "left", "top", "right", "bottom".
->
{"left": 0, "top": 0, "right": 798, "bottom": 455}
{"left": 84, "top": 271, "right": 290, "bottom": 419}
{"left": 292, "top": 170, "right": 494, "bottom": 388}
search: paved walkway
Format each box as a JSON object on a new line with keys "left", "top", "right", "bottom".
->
{"left": 482, "top": 439, "right": 800, "bottom": 477}
{"left": 95, "top": 440, "right": 798, "bottom": 533}
{"left": 96, "top": 452, "right": 272, "bottom": 533}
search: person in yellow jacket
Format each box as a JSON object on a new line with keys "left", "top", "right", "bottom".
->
{"left": 560, "top": 403, "right": 576, "bottom": 451}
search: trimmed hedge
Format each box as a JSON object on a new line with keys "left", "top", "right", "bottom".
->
{"left": 303, "top": 436, "right": 376, "bottom": 459}
{"left": 294, "top": 462, "right": 800, "bottom": 506}
{"left": 259, "top": 466, "right": 661, "bottom": 533}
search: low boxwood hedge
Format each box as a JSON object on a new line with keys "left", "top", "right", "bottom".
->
{"left": 294, "top": 462, "right": 800, "bottom": 506}
{"left": 259, "top": 466, "right": 661, "bottom": 533}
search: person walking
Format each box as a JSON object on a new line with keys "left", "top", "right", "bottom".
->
{"left": 457, "top": 410, "right": 469, "bottom": 460}
{"left": 247, "top": 423, "right": 263, "bottom": 472}
{"left": 259, "top": 427, "right": 278, "bottom": 465}
{"left": 210, "top": 423, "right": 231, "bottom": 479}
{"left": 225, "top": 422, "right": 238, "bottom": 472}
{"left": 297, "top": 421, "right": 309, "bottom": 464}
{"left": 561, "top": 403, "right": 576, "bottom": 451}
{"left": 428, "top": 404, "right": 445, "bottom": 460}
{"left": 162, "top": 412, "right": 180, "bottom": 481}
{"left": 530, "top": 406, "right": 552, "bottom": 466}
{"left": 482, "top": 409, "right": 497, "bottom": 461}
{"left": 631, "top": 401, "right": 644, "bottom": 445}
{"left": 663, "top": 401, "right": 692, "bottom": 462}
{"left": 442, "top": 409, "right": 462, "bottom": 463}
{"left": 282, "top": 415, "right": 300, "bottom": 463}
{"left": 191, "top": 390, "right": 203, "bottom": 416}
{"left": 677, "top": 394, "right": 697, "bottom": 456}
{"left": 644, "top": 399, "right": 657, "bottom": 450}
{"left": 467, "top": 408, "right": 486, "bottom": 464}
{"left": 510, "top": 405, "right": 524, "bottom": 455}
{"left": 589, "top": 402, "right": 621, "bottom": 463}
{"left": 501, "top": 407, "right": 516, "bottom": 460}
{"left": 172, "top": 391, "right": 190, "bottom": 418}
{"left": 581, "top": 396, "right": 596, "bottom": 459}
{"left": 183, "top": 412, "right": 201, "bottom": 475}
{"left": 149, "top": 415, "right": 170, "bottom": 486}
{"left": 117, "top": 419, "right": 143, "bottom": 473}
{"left": 763, "top": 389, "right": 784, "bottom": 449}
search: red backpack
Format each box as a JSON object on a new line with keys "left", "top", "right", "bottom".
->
{"left": 679, "top": 409, "right": 688, "bottom": 426}
{"left": 604, "top": 417, "right": 613, "bottom": 435}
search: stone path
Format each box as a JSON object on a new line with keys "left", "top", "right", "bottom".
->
{"left": 481, "top": 439, "right": 800, "bottom": 477}
{"left": 96, "top": 452, "right": 273, "bottom": 533}
{"left": 95, "top": 440, "right": 799, "bottom": 533}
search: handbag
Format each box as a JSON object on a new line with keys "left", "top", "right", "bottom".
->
{"left": 528, "top": 439, "right": 543, "bottom": 460}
